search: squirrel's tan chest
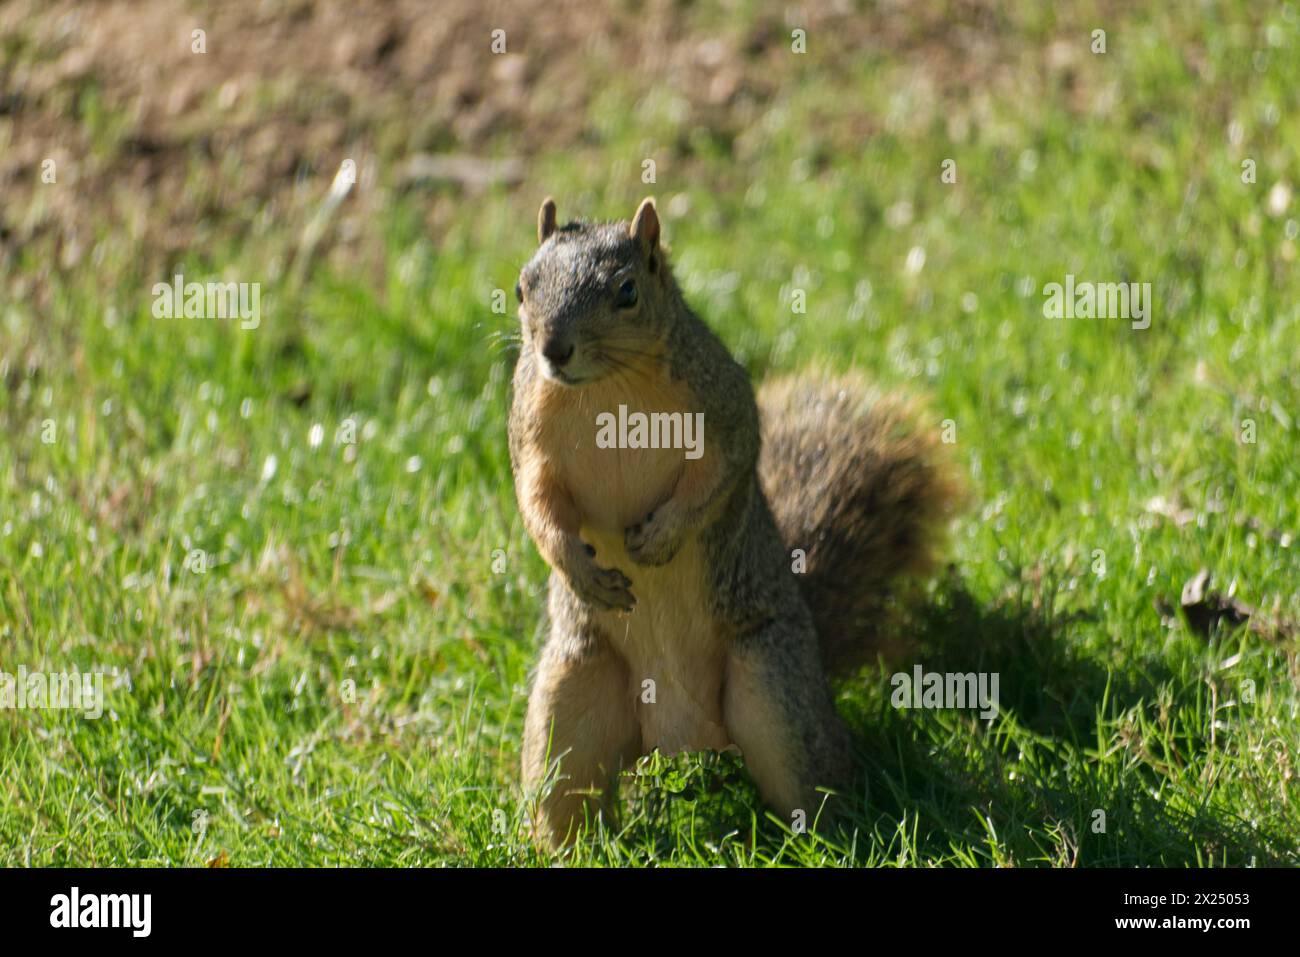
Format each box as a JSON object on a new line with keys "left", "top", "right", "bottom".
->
{"left": 538, "top": 376, "right": 730, "bottom": 753}
{"left": 538, "top": 374, "right": 690, "bottom": 534}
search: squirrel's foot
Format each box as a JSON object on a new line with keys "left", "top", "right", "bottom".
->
{"left": 625, "top": 507, "right": 684, "bottom": 567}
{"left": 567, "top": 552, "right": 636, "bottom": 612}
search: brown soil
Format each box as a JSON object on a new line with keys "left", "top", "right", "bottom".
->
{"left": 0, "top": 0, "right": 1102, "bottom": 272}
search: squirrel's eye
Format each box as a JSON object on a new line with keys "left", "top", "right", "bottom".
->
{"left": 515, "top": 282, "right": 524, "bottom": 303}
{"left": 615, "top": 279, "right": 638, "bottom": 309}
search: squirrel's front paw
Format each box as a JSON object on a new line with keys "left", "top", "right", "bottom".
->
{"left": 567, "top": 551, "right": 636, "bottom": 612}
{"left": 625, "top": 508, "right": 684, "bottom": 567}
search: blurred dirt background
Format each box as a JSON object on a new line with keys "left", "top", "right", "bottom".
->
{"left": 1, "top": 0, "right": 1124, "bottom": 282}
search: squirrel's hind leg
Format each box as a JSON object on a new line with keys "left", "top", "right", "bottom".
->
{"left": 522, "top": 624, "right": 641, "bottom": 848}
{"left": 723, "top": 621, "right": 853, "bottom": 830}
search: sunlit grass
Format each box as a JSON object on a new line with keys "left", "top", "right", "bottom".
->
{"left": 1, "top": 1, "right": 1297, "bottom": 866}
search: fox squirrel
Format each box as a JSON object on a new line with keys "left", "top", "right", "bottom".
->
{"left": 509, "top": 196, "right": 962, "bottom": 846}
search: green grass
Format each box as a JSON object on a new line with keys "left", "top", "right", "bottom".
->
{"left": 2, "top": 1, "right": 1298, "bottom": 866}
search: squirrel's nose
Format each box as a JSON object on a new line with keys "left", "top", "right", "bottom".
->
{"left": 541, "top": 338, "right": 575, "bottom": 368}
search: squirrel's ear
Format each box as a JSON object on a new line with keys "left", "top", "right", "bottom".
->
{"left": 538, "top": 197, "right": 558, "bottom": 244}
{"left": 630, "top": 197, "right": 660, "bottom": 259}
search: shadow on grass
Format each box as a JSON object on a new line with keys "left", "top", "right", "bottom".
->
{"left": 830, "top": 574, "right": 1296, "bottom": 866}
{"left": 592, "top": 572, "right": 1294, "bottom": 865}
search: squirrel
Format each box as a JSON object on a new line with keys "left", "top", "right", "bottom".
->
{"left": 508, "top": 196, "right": 963, "bottom": 846}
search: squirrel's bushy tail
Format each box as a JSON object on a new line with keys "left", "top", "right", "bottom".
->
{"left": 757, "top": 373, "right": 964, "bottom": 676}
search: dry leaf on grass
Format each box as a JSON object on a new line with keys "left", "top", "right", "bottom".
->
{"left": 1156, "top": 568, "right": 1298, "bottom": 641}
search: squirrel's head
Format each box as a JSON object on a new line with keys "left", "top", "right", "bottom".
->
{"left": 516, "top": 196, "right": 673, "bottom": 387}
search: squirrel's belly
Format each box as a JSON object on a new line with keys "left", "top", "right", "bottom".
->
{"left": 568, "top": 447, "right": 685, "bottom": 533}
{"left": 588, "top": 538, "right": 731, "bottom": 754}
